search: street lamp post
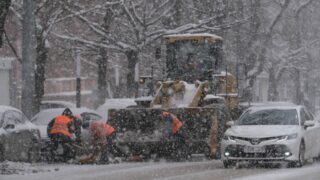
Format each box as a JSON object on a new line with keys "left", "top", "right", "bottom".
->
{"left": 76, "top": 49, "right": 81, "bottom": 108}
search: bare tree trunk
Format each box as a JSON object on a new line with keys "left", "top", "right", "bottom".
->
{"left": 21, "top": 0, "right": 36, "bottom": 118}
{"left": 95, "top": 7, "right": 114, "bottom": 107}
{"left": 293, "top": 69, "right": 302, "bottom": 105}
{"left": 246, "top": 0, "right": 290, "bottom": 102}
{"left": 267, "top": 67, "right": 279, "bottom": 101}
{"left": 125, "top": 50, "right": 138, "bottom": 98}
{"left": 96, "top": 47, "right": 108, "bottom": 107}
{"left": 34, "top": 31, "right": 48, "bottom": 114}
{"left": 173, "top": 0, "right": 183, "bottom": 27}
{"left": 240, "top": 0, "right": 261, "bottom": 101}
{"left": 0, "top": 0, "right": 11, "bottom": 47}
{"left": 292, "top": 0, "right": 315, "bottom": 106}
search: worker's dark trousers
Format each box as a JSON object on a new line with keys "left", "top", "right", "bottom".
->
{"left": 99, "top": 145, "right": 109, "bottom": 164}
{"left": 99, "top": 133, "right": 118, "bottom": 163}
{"left": 50, "top": 133, "right": 75, "bottom": 162}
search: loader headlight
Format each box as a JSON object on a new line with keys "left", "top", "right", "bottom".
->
{"left": 277, "top": 133, "right": 298, "bottom": 141}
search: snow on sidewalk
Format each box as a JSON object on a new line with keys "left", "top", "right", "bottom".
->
{"left": 0, "top": 161, "right": 57, "bottom": 175}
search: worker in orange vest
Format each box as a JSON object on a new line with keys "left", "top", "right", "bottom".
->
{"left": 161, "top": 111, "right": 183, "bottom": 136}
{"left": 82, "top": 120, "right": 116, "bottom": 164}
{"left": 47, "top": 108, "right": 82, "bottom": 162}
{"left": 161, "top": 111, "right": 189, "bottom": 160}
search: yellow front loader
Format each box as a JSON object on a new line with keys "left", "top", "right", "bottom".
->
{"left": 108, "top": 34, "right": 239, "bottom": 160}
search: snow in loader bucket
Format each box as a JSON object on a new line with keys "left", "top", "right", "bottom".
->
{"left": 108, "top": 107, "right": 225, "bottom": 160}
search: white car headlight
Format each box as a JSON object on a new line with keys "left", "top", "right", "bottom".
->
{"left": 277, "top": 133, "right": 298, "bottom": 141}
{"left": 223, "top": 134, "right": 235, "bottom": 141}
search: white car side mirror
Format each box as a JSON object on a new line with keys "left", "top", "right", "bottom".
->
{"left": 226, "top": 121, "right": 235, "bottom": 127}
{"left": 304, "top": 120, "right": 315, "bottom": 128}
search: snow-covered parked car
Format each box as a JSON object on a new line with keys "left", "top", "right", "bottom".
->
{"left": 96, "top": 98, "right": 136, "bottom": 120}
{"left": 0, "top": 106, "right": 41, "bottom": 162}
{"left": 31, "top": 108, "right": 104, "bottom": 160}
{"left": 221, "top": 104, "right": 320, "bottom": 168}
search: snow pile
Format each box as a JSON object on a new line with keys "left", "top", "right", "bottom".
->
{"left": 174, "top": 82, "right": 196, "bottom": 107}
{"left": 0, "top": 161, "right": 56, "bottom": 175}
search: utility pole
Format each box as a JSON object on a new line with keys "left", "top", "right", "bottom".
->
{"left": 114, "top": 64, "right": 120, "bottom": 98}
{"left": 75, "top": 49, "right": 81, "bottom": 108}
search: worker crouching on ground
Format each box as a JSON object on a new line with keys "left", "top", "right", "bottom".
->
{"left": 160, "top": 111, "right": 189, "bottom": 160}
{"left": 47, "top": 108, "right": 82, "bottom": 162}
{"left": 82, "top": 120, "right": 116, "bottom": 164}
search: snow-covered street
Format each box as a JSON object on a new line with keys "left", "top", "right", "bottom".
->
{"left": 2, "top": 0, "right": 320, "bottom": 180}
{"left": 2, "top": 159, "right": 320, "bottom": 180}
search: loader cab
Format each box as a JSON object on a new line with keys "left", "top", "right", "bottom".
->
{"left": 164, "top": 34, "right": 223, "bottom": 83}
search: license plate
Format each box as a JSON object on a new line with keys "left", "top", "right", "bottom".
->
{"left": 243, "top": 146, "right": 265, "bottom": 153}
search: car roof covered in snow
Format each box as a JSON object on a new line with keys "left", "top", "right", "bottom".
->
{"left": 246, "top": 104, "right": 303, "bottom": 112}
{"left": 31, "top": 107, "right": 101, "bottom": 125}
{"left": 96, "top": 98, "right": 137, "bottom": 120}
{"left": 0, "top": 105, "right": 21, "bottom": 113}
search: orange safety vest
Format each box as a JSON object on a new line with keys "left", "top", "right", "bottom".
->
{"left": 162, "top": 112, "right": 183, "bottom": 134}
{"left": 50, "top": 115, "right": 73, "bottom": 138}
{"left": 172, "top": 117, "right": 183, "bottom": 134}
{"left": 90, "top": 121, "right": 115, "bottom": 139}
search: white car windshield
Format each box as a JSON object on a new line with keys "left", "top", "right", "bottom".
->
{"left": 237, "top": 109, "right": 299, "bottom": 125}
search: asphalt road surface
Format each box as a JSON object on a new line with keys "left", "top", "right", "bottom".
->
{"left": 1, "top": 159, "right": 320, "bottom": 180}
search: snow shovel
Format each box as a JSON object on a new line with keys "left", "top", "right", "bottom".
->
{"left": 77, "top": 145, "right": 104, "bottom": 164}
{"left": 69, "top": 143, "right": 98, "bottom": 164}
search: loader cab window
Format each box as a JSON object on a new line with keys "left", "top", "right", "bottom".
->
{"left": 166, "top": 39, "right": 219, "bottom": 82}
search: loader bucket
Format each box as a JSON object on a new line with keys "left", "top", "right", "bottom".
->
{"left": 108, "top": 107, "right": 226, "bottom": 159}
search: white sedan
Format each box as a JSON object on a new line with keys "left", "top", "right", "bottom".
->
{"left": 221, "top": 105, "right": 320, "bottom": 168}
